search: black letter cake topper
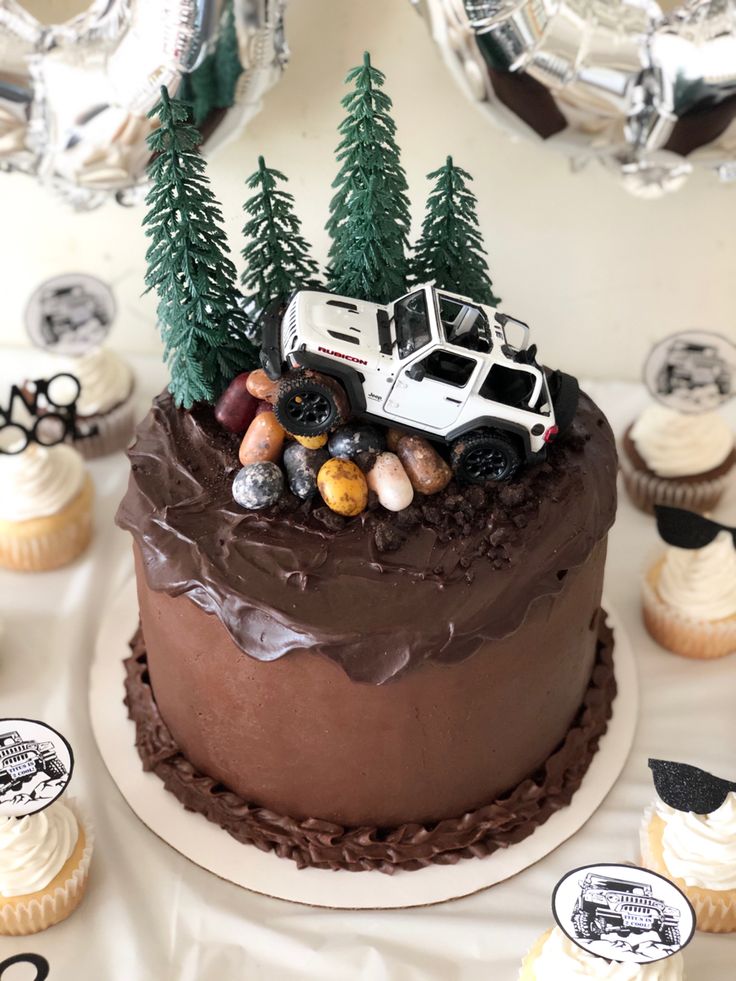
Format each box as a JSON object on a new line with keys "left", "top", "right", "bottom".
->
{"left": 0, "top": 954, "right": 50, "bottom": 980}
{"left": 643, "top": 330, "right": 736, "bottom": 414}
{"left": 649, "top": 759, "right": 736, "bottom": 815}
{"left": 654, "top": 504, "right": 736, "bottom": 551}
{"left": 0, "top": 374, "right": 98, "bottom": 455}
{"left": 552, "top": 862, "right": 695, "bottom": 964}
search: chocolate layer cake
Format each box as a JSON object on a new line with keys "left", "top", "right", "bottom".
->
{"left": 117, "top": 389, "right": 618, "bottom": 873}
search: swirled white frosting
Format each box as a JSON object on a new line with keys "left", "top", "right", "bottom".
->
{"left": 0, "top": 802, "right": 78, "bottom": 898}
{"left": 658, "top": 532, "right": 736, "bottom": 621}
{"left": 657, "top": 793, "right": 736, "bottom": 891}
{"left": 532, "top": 927, "right": 685, "bottom": 979}
{"left": 0, "top": 444, "right": 85, "bottom": 522}
{"left": 58, "top": 347, "right": 133, "bottom": 416}
{"left": 630, "top": 405, "right": 733, "bottom": 477}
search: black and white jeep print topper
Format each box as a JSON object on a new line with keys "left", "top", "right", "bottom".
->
{"left": 24, "top": 273, "right": 114, "bottom": 356}
{"left": 552, "top": 863, "right": 695, "bottom": 965}
{"left": 644, "top": 330, "right": 736, "bottom": 414}
{"left": 650, "top": 759, "right": 736, "bottom": 816}
{"left": 0, "top": 719, "right": 73, "bottom": 818}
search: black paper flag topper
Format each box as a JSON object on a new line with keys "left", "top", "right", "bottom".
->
{"left": 654, "top": 505, "right": 736, "bottom": 551}
{"left": 649, "top": 759, "right": 736, "bottom": 815}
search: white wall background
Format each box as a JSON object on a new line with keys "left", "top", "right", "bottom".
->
{"left": 1, "top": 0, "right": 736, "bottom": 380}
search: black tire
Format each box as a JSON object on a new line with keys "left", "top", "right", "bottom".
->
{"left": 42, "top": 757, "right": 66, "bottom": 780}
{"left": 661, "top": 924, "right": 680, "bottom": 946}
{"left": 548, "top": 370, "right": 580, "bottom": 434}
{"left": 572, "top": 908, "right": 599, "bottom": 940}
{"left": 274, "top": 371, "right": 349, "bottom": 437}
{"left": 451, "top": 430, "right": 521, "bottom": 483}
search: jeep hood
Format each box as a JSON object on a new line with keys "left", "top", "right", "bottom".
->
{"left": 296, "top": 291, "right": 384, "bottom": 354}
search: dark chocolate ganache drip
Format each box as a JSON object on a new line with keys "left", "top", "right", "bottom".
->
{"left": 116, "top": 391, "right": 617, "bottom": 683}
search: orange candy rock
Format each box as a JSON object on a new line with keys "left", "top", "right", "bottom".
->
{"left": 245, "top": 369, "right": 280, "bottom": 404}
{"left": 317, "top": 458, "right": 368, "bottom": 516}
{"left": 396, "top": 435, "right": 452, "bottom": 495}
{"left": 239, "top": 412, "right": 285, "bottom": 466}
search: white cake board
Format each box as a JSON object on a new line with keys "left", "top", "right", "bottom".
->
{"left": 89, "top": 578, "right": 638, "bottom": 910}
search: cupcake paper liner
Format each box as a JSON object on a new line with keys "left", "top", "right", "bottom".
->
{"left": 642, "top": 562, "right": 736, "bottom": 660}
{"left": 640, "top": 805, "right": 736, "bottom": 934}
{"left": 71, "top": 393, "right": 137, "bottom": 460}
{"left": 620, "top": 452, "right": 730, "bottom": 515}
{"left": 0, "top": 800, "right": 94, "bottom": 936}
{"left": 0, "top": 474, "right": 93, "bottom": 572}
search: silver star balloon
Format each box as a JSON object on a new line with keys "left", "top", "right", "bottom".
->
{"left": 0, "top": 0, "right": 288, "bottom": 208}
{"left": 414, "top": 0, "right": 736, "bottom": 196}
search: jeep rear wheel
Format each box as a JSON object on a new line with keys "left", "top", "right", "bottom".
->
{"left": 451, "top": 430, "right": 521, "bottom": 483}
{"left": 275, "top": 371, "right": 349, "bottom": 437}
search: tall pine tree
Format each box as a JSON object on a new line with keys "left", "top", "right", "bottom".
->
{"left": 411, "top": 156, "right": 500, "bottom": 307}
{"left": 326, "top": 52, "right": 410, "bottom": 304}
{"left": 241, "top": 156, "right": 321, "bottom": 321}
{"left": 143, "top": 85, "right": 258, "bottom": 409}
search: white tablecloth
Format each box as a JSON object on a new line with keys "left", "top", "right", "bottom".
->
{"left": 0, "top": 351, "right": 734, "bottom": 981}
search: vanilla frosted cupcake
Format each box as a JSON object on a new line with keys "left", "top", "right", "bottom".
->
{"left": 621, "top": 406, "right": 734, "bottom": 514}
{"left": 58, "top": 347, "right": 135, "bottom": 458}
{"left": 519, "top": 926, "right": 685, "bottom": 979}
{"left": 0, "top": 444, "right": 93, "bottom": 571}
{"left": 641, "top": 795, "right": 736, "bottom": 933}
{"left": 0, "top": 800, "right": 93, "bottom": 935}
{"left": 643, "top": 531, "right": 736, "bottom": 659}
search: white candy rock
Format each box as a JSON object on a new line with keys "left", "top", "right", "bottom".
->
{"left": 367, "top": 452, "right": 414, "bottom": 513}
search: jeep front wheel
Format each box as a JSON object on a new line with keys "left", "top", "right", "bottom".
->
{"left": 572, "top": 908, "right": 599, "bottom": 940}
{"left": 43, "top": 757, "right": 66, "bottom": 780}
{"left": 451, "top": 431, "right": 521, "bottom": 483}
{"left": 661, "top": 924, "right": 680, "bottom": 946}
{"left": 275, "top": 371, "right": 349, "bottom": 436}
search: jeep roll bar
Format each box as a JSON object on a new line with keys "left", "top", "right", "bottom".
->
{"left": 495, "top": 312, "right": 530, "bottom": 351}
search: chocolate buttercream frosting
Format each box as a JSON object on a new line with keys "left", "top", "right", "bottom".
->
{"left": 116, "top": 391, "right": 617, "bottom": 684}
{"left": 125, "top": 618, "right": 616, "bottom": 873}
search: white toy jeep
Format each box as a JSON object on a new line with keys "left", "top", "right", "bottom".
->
{"left": 261, "top": 284, "right": 578, "bottom": 482}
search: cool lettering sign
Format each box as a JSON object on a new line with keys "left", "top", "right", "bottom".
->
{"left": 0, "top": 374, "right": 97, "bottom": 455}
{"left": 0, "top": 954, "right": 49, "bottom": 979}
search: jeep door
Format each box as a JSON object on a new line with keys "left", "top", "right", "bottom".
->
{"left": 385, "top": 346, "right": 481, "bottom": 430}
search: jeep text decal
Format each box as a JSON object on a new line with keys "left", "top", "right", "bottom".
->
{"left": 318, "top": 346, "right": 368, "bottom": 366}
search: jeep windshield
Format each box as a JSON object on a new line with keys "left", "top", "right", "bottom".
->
{"left": 437, "top": 294, "right": 492, "bottom": 353}
{"left": 586, "top": 875, "right": 651, "bottom": 894}
{"left": 394, "top": 291, "right": 432, "bottom": 358}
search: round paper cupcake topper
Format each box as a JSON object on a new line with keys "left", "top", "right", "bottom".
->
{"left": 25, "top": 273, "right": 115, "bottom": 356}
{"left": 0, "top": 719, "right": 74, "bottom": 817}
{"left": 552, "top": 863, "right": 695, "bottom": 964}
{"left": 644, "top": 330, "right": 736, "bottom": 414}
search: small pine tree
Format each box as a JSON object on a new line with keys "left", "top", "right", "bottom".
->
{"left": 326, "top": 52, "right": 410, "bottom": 304}
{"left": 241, "top": 156, "right": 321, "bottom": 320}
{"left": 411, "top": 156, "right": 500, "bottom": 307}
{"left": 143, "top": 86, "right": 258, "bottom": 409}
{"left": 178, "top": 0, "right": 242, "bottom": 126}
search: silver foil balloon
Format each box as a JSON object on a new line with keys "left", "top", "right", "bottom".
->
{"left": 0, "top": 0, "right": 288, "bottom": 208}
{"left": 416, "top": 0, "right": 736, "bottom": 196}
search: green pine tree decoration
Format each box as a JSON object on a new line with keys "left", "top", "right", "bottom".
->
{"left": 143, "top": 85, "right": 258, "bottom": 409}
{"left": 177, "top": 0, "right": 242, "bottom": 127}
{"left": 411, "top": 156, "right": 501, "bottom": 307}
{"left": 241, "top": 156, "right": 321, "bottom": 319}
{"left": 325, "top": 52, "right": 411, "bottom": 304}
